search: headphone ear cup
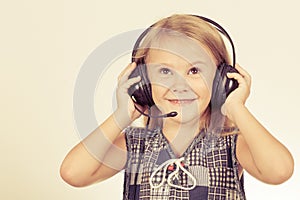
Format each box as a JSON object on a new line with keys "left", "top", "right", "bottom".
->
{"left": 127, "top": 64, "right": 155, "bottom": 107}
{"left": 211, "top": 63, "right": 239, "bottom": 109}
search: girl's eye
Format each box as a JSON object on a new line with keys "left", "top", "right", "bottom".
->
{"left": 188, "top": 67, "right": 201, "bottom": 75}
{"left": 159, "top": 67, "right": 172, "bottom": 75}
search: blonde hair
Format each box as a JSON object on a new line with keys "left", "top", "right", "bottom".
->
{"left": 133, "top": 14, "right": 230, "bottom": 65}
{"left": 134, "top": 14, "right": 237, "bottom": 135}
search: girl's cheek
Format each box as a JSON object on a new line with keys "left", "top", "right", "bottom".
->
{"left": 151, "top": 85, "right": 167, "bottom": 98}
{"left": 188, "top": 79, "right": 211, "bottom": 95}
{"left": 150, "top": 77, "right": 174, "bottom": 89}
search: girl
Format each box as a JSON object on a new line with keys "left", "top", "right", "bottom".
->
{"left": 60, "top": 14, "right": 294, "bottom": 199}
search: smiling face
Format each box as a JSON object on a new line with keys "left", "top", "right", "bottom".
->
{"left": 145, "top": 35, "right": 217, "bottom": 125}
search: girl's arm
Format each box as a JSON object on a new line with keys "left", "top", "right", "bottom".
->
{"left": 223, "top": 64, "right": 294, "bottom": 184}
{"left": 234, "top": 105, "right": 293, "bottom": 184}
{"left": 60, "top": 63, "right": 142, "bottom": 187}
{"left": 60, "top": 113, "right": 127, "bottom": 187}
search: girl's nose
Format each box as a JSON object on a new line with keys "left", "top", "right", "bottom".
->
{"left": 170, "top": 75, "right": 189, "bottom": 93}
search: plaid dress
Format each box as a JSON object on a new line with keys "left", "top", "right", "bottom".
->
{"left": 123, "top": 127, "right": 246, "bottom": 200}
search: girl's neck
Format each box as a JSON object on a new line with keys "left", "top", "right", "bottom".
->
{"left": 162, "top": 118, "right": 202, "bottom": 157}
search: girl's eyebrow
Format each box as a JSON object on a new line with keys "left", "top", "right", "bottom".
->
{"left": 147, "top": 62, "right": 174, "bottom": 68}
{"left": 149, "top": 61, "right": 206, "bottom": 68}
{"left": 189, "top": 60, "right": 207, "bottom": 66}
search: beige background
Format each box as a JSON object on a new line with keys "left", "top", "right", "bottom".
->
{"left": 1, "top": 0, "right": 299, "bottom": 199}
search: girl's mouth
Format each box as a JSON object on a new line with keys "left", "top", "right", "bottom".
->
{"left": 168, "top": 99, "right": 196, "bottom": 105}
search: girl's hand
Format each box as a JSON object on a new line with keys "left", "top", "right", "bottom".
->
{"left": 113, "top": 62, "right": 144, "bottom": 128}
{"left": 221, "top": 64, "right": 251, "bottom": 121}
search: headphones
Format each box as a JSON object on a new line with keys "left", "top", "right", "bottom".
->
{"left": 127, "top": 15, "right": 239, "bottom": 110}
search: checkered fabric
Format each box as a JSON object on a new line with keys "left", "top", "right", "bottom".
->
{"left": 123, "top": 127, "right": 246, "bottom": 200}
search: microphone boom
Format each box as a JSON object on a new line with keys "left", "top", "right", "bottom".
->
{"left": 134, "top": 105, "right": 177, "bottom": 118}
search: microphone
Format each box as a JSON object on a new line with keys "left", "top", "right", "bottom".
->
{"left": 134, "top": 105, "right": 178, "bottom": 118}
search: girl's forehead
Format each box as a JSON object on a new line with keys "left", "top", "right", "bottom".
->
{"left": 145, "top": 34, "right": 216, "bottom": 67}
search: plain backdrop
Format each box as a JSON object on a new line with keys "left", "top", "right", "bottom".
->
{"left": 0, "top": 0, "right": 299, "bottom": 199}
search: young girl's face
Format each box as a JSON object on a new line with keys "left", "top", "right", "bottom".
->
{"left": 146, "top": 36, "right": 217, "bottom": 124}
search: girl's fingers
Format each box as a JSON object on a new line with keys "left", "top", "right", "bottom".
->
{"left": 123, "top": 76, "right": 141, "bottom": 89}
{"left": 227, "top": 72, "right": 251, "bottom": 91}
{"left": 234, "top": 64, "right": 251, "bottom": 85}
{"left": 227, "top": 72, "right": 245, "bottom": 85}
{"left": 118, "top": 62, "right": 137, "bottom": 83}
{"left": 229, "top": 64, "right": 251, "bottom": 86}
{"left": 117, "top": 63, "right": 141, "bottom": 95}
